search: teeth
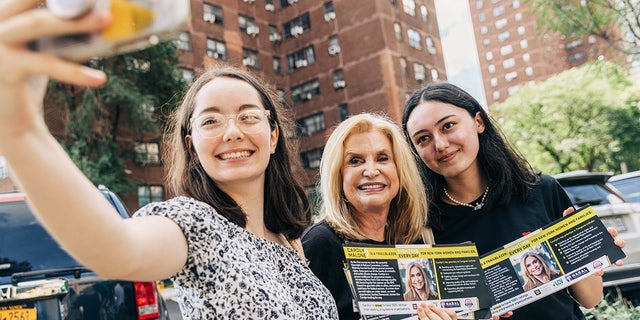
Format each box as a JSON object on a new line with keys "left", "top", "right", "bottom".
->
{"left": 219, "top": 151, "right": 251, "bottom": 160}
{"left": 360, "top": 184, "right": 384, "bottom": 190}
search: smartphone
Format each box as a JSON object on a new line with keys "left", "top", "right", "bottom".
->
{"left": 33, "top": 0, "right": 190, "bottom": 61}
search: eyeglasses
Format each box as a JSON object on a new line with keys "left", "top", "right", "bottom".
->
{"left": 190, "top": 109, "right": 271, "bottom": 138}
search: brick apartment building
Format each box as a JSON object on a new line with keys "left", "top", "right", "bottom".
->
{"left": 1, "top": 0, "right": 446, "bottom": 209}
{"left": 469, "top": 0, "right": 622, "bottom": 106}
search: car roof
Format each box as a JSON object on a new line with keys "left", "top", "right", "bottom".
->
{"left": 553, "top": 170, "right": 613, "bottom": 185}
{"left": 609, "top": 170, "right": 640, "bottom": 182}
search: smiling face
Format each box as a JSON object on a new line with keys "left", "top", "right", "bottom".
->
{"left": 409, "top": 266, "right": 425, "bottom": 290}
{"left": 405, "top": 100, "right": 485, "bottom": 181}
{"left": 186, "top": 77, "right": 278, "bottom": 192}
{"left": 525, "top": 255, "right": 544, "bottom": 278}
{"left": 341, "top": 130, "right": 399, "bottom": 218}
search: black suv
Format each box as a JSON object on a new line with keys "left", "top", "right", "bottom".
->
{"left": 553, "top": 171, "right": 640, "bottom": 296}
{"left": 0, "top": 185, "right": 170, "bottom": 320}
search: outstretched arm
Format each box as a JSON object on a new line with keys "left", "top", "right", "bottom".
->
{"left": 0, "top": 0, "right": 187, "bottom": 281}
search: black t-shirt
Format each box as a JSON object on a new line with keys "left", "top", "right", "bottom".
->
{"left": 431, "top": 174, "right": 585, "bottom": 320}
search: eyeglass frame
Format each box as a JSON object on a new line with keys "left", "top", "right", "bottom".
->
{"left": 189, "top": 109, "right": 272, "bottom": 138}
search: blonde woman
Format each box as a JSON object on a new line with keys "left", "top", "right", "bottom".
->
{"left": 520, "top": 253, "right": 561, "bottom": 291}
{"left": 404, "top": 262, "right": 438, "bottom": 301}
{"left": 302, "top": 113, "right": 452, "bottom": 320}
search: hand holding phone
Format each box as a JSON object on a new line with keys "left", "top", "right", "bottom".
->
{"left": 34, "top": 0, "right": 189, "bottom": 61}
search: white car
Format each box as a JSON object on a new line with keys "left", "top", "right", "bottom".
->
{"left": 610, "top": 170, "right": 640, "bottom": 203}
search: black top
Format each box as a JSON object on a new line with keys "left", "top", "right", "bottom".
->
{"left": 431, "top": 174, "right": 586, "bottom": 320}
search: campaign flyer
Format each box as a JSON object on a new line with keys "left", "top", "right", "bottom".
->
{"left": 343, "top": 243, "right": 493, "bottom": 320}
{"left": 480, "top": 205, "right": 626, "bottom": 316}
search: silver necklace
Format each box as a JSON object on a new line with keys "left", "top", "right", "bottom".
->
{"left": 443, "top": 186, "right": 489, "bottom": 211}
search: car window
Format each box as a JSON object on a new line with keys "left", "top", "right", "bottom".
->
{"left": 563, "top": 184, "right": 624, "bottom": 206}
{"left": 0, "top": 200, "right": 80, "bottom": 283}
{"left": 610, "top": 177, "right": 640, "bottom": 203}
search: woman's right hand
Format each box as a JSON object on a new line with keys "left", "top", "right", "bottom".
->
{"left": 0, "top": 0, "right": 109, "bottom": 152}
{"left": 416, "top": 303, "right": 457, "bottom": 320}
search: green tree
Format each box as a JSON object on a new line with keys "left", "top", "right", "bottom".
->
{"left": 493, "top": 61, "right": 640, "bottom": 174}
{"left": 47, "top": 41, "right": 187, "bottom": 195}
{"left": 525, "top": 0, "right": 640, "bottom": 55}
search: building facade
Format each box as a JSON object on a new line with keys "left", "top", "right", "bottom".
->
{"left": 469, "top": 0, "right": 621, "bottom": 106}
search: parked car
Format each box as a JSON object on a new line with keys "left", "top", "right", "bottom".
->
{"left": 0, "top": 185, "right": 170, "bottom": 320}
{"left": 610, "top": 170, "right": 640, "bottom": 203}
{"left": 553, "top": 170, "right": 640, "bottom": 295}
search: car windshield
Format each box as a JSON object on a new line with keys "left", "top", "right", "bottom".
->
{"left": 562, "top": 184, "right": 625, "bottom": 206}
{"left": 0, "top": 199, "right": 80, "bottom": 284}
{"left": 610, "top": 177, "right": 640, "bottom": 203}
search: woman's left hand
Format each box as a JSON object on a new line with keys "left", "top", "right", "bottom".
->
{"left": 416, "top": 303, "right": 456, "bottom": 320}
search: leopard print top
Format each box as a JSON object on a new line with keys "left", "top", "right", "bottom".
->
{"left": 135, "top": 196, "right": 338, "bottom": 319}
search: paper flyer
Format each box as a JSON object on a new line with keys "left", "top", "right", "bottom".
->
{"left": 480, "top": 205, "right": 626, "bottom": 316}
{"left": 343, "top": 243, "right": 493, "bottom": 320}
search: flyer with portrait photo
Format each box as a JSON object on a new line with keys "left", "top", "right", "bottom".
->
{"left": 480, "top": 205, "right": 626, "bottom": 317}
{"left": 342, "top": 242, "right": 494, "bottom": 320}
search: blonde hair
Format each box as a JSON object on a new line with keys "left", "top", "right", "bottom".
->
{"left": 319, "top": 113, "right": 428, "bottom": 244}
{"left": 404, "top": 262, "right": 436, "bottom": 301}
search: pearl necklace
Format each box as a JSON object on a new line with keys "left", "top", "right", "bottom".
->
{"left": 443, "top": 186, "right": 489, "bottom": 211}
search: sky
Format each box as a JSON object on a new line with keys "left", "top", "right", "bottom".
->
{"left": 434, "top": 0, "right": 488, "bottom": 107}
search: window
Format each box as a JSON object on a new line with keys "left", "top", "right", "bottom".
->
{"left": 277, "top": 89, "right": 287, "bottom": 106}
{"left": 238, "top": 15, "right": 258, "bottom": 35}
{"left": 505, "top": 71, "right": 518, "bottom": 82}
{"left": 488, "top": 64, "right": 496, "bottom": 73}
{"left": 273, "top": 57, "right": 282, "bottom": 74}
{"left": 407, "top": 28, "right": 421, "bottom": 49}
{"left": 403, "top": 0, "right": 416, "bottom": 16}
{"left": 207, "top": 38, "right": 227, "bottom": 60}
{"left": 513, "top": 0, "right": 520, "bottom": 8}
{"left": 486, "top": 52, "right": 493, "bottom": 61}
{"left": 480, "top": 26, "right": 488, "bottom": 34}
{"left": 476, "top": 0, "right": 483, "bottom": 9}
{"left": 525, "top": 67, "right": 533, "bottom": 76}
{"left": 493, "top": 91, "right": 500, "bottom": 100}
{"left": 134, "top": 142, "right": 160, "bottom": 165}
{"left": 503, "top": 58, "right": 515, "bottom": 68}
{"left": 420, "top": 5, "right": 428, "bottom": 22}
{"left": 180, "top": 68, "right": 194, "bottom": 84}
{"left": 500, "top": 45, "right": 513, "bottom": 56}
{"left": 280, "top": 0, "right": 294, "bottom": 8}
{"left": 0, "top": 156, "right": 7, "bottom": 179}
{"left": 520, "top": 39, "right": 528, "bottom": 49}
{"left": 569, "top": 52, "right": 586, "bottom": 62}
{"left": 490, "top": 77, "right": 498, "bottom": 87}
{"left": 431, "top": 68, "right": 439, "bottom": 81}
{"left": 203, "top": 3, "right": 223, "bottom": 25}
{"left": 515, "top": 12, "right": 522, "bottom": 21}
{"left": 479, "top": 13, "right": 485, "bottom": 22}
{"left": 413, "top": 63, "right": 426, "bottom": 81}
{"left": 493, "top": 5, "right": 504, "bottom": 16}
{"left": 297, "top": 113, "right": 325, "bottom": 137}
{"left": 517, "top": 26, "right": 525, "bottom": 35}
{"left": 324, "top": 2, "right": 336, "bottom": 21}
{"left": 291, "top": 79, "right": 320, "bottom": 104}
{"left": 284, "top": 13, "right": 311, "bottom": 39}
{"left": 522, "top": 53, "right": 530, "bottom": 62}
{"left": 495, "top": 18, "right": 507, "bottom": 29}
{"left": 425, "top": 37, "right": 436, "bottom": 54}
{"left": 177, "top": 32, "right": 191, "bottom": 51}
{"left": 328, "top": 36, "right": 341, "bottom": 55}
{"left": 566, "top": 39, "right": 583, "bottom": 49}
{"left": 333, "top": 69, "right": 346, "bottom": 89}
{"left": 400, "top": 58, "right": 408, "bottom": 76}
{"left": 394, "top": 23, "right": 403, "bottom": 41}
{"left": 508, "top": 85, "right": 520, "bottom": 95}
{"left": 138, "top": 185, "right": 164, "bottom": 207}
{"left": 269, "top": 25, "right": 282, "bottom": 42}
{"left": 301, "top": 148, "right": 323, "bottom": 169}
{"left": 338, "top": 103, "right": 349, "bottom": 121}
{"left": 483, "top": 38, "right": 490, "bottom": 46}
{"left": 287, "top": 46, "right": 316, "bottom": 71}
{"left": 498, "top": 31, "right": 509, "bottom": 42}
{"left": 242, "top": 49, "right": 260, "bottom": 68}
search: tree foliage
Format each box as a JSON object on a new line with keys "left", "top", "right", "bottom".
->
{"left": 492, "top": 61, "right": 640, "bottom": 174}
{"left": 47, "top": 41, "right": 187, "bottom": 195}
{"left": 525, "top": 0, "right": 640, "bottom": 55}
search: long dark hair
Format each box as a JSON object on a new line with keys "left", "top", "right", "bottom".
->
{"left": 165, "top": 65, "right": 311, "bottom": 239}
{"left": 401, "top": 82, "right": 539, "bottom": 210}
